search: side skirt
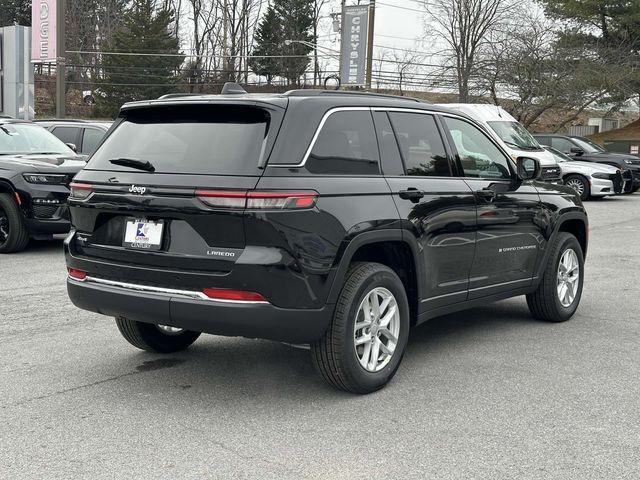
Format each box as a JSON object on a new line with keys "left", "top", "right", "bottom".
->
{"left": 416, "top": 285, "right": 537, "bottom": 325}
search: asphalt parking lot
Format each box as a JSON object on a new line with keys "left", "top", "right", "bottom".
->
{"left": 1, "top": 195, "right": 639, "bottom": 480}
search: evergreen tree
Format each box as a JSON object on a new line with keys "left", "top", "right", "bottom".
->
{"left": 273, "top": 0, "right": 314, "bottom": 86}
{"left": 0, "top": 0, "right": 31, "bottom": 27}
{"left": 96, "top": 0, "right": 183, "bottom": 117}
{"left": 249, "top": 5, "right": 282, "bottom": 85}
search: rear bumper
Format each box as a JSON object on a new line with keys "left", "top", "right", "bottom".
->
{"left": 67, "top": 277, "right": 333, "bottom": 343}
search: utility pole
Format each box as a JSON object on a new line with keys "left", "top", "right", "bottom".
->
{"left": 55, "top": 0, "right": 66, "bottom": 118}
{"left": 365, "top": 0, "right": 376, "bottom": 90}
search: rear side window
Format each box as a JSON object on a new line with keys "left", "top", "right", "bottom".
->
{"left": 87, "top": 105, "right": 270, "bottom": 175}
{"left": 306, "top": 110, "right": 380, "bottom": 175}
{"left": 52, "top": 127, "right": 79, "bottom": 145}
{"left": 388, "top": 112, "right": 450, "bottom": 177}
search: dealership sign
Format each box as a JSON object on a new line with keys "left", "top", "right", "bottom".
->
{"left": 31, "top": 0, "right": 57, "bottom": 62}
{"left": 340, "top": 5, "right": 370, "bottom": 86}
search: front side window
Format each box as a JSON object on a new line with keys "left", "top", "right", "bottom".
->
{"left": 82, "top": 128, "right": 106, "bottom": 155}
{"left": 487, "top": 121, "right": 541, "bottom": 151}
{"left": 389, "top": 112, "right": 450, "bottom": 177}
{"left": 550, "top": 137, "right": 577, "bottom": 155}
{"left": 443, "top": 117, "right": 511, "bottom": 179}
{"left": 51, "top": 126, "right": 79, "bottom": 145}
{"left": 306, "top": 110, "right": 380, "bottom": 175}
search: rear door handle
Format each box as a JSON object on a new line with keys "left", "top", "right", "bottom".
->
{"left": 476, "top": 188, "right": 496, "bottom": 201}
{"left": 399, "top": 188, "right": 425, "bottom": 202}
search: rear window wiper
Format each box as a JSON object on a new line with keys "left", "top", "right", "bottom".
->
{"left": 109, "top": 157, "right": 155, "bottom": 172}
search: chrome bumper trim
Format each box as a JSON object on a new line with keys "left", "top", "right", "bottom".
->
{"left": 72, "top": 276, "right": 268, "bottom": 304}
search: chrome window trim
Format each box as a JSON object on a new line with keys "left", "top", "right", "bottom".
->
{"left": 72, "top": 276, "right": 269, "bottom": 304}
{"left": 269, "top": 106, "right": 372, "bottom": 168}
{"left": 269, "top": 105, "right": 513, "bottom": 170}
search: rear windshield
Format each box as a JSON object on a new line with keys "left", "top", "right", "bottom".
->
{"left": 87, "top": 105, "right": 270, "bottom": 175}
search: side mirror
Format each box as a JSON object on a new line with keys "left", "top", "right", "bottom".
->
{"left": 66, "top": 142, "right": 78, "bottom": 153}
{"left": 570, "top": 147, "right": 584, "bottom": 156}
{"left": 516, "top": 157, "right": 541, "bottom": 181}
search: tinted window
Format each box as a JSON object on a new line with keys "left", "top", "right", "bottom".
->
{"left": 306, "top": 110, "right": 380, "bottom": 175}
{"left": 81, "top": 128, "right": 105, "bottom": 154}
{"left": 373, "top": 111, "right": 403, "bottom": 176}
{"left": 535, "top": 136, "right": 550, "bottom": 146}
{"left": 51, "top": 126, "right": 79, "bottom": 145}
{"left": 87, "top": 105, "right": 270, "bottom": 175}
{"left": 444, "top": 117, "right": 511, "bottom": 179}
{"left": 550, "top": 137, "right": 576, "bottom": 154}
{"left": 389, "top": 112, "right": 450, "bottom": 176}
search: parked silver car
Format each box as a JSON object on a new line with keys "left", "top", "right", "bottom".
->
{"left": 543, "top": 146, "right": 625, "bottom": 200}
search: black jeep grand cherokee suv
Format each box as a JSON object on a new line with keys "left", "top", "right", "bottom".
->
{"left": 66, "top": 86, "right": 588, "bottom": 393}
{"left": 0, "top": 118, "right": 86, "bottom": 253}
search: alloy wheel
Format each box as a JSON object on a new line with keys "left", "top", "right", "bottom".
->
{"left": 557, "top": 248, "right": 580, "bottom": 308}
{"left": 353, "top": 287, "right": 401, "bottom": 372}
{"left": 565, "top": 179, "right": 585, "bottom": 197}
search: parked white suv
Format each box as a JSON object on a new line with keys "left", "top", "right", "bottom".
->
{"left": 543, "top": 146, "right": 625, "bottom": 200}
{"left": 436, "top": 104, "right": 561, "bottom": 183}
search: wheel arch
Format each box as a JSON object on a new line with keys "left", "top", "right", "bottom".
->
{"left": 327, "top": 230, "right": 423, "bottom": 325}
{"left": 0, "top": 179, "right": 17, "bottom": 195}
{"left": 536, "top": 212, "right": 588, "bottom": 279}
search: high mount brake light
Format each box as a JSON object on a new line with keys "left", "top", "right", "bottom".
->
{"left": 195, "top": 190, "right": 318, "bottom": 210}
{"left": 69, "top": 182, "right": 93, "bottom": 200}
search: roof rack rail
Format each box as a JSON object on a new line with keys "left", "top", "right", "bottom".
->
{"left": 157, "top": 93, "right": 204, "bottom": 100}
{"left": 34, "top": 118, "right": 90, "bottom": 123}
{"left": 283, "top": 89, "right": 424, "bottom": 103}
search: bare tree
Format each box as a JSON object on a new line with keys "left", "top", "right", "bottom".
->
{"left": 424, "top": 0, "right": 519, "bottom": 102}
{"left": 311, "top": 0, "right": 329, "bottom": 86}
{"left": 479, "top": 12, "right": 635, "bottom": 131}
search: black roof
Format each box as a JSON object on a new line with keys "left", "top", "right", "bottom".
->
{"left": 117, "top": 89, "right": 473, "bottom": 122}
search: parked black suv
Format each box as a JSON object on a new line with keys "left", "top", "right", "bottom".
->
{"left": 65, "top": 86, "right": 588, "bottom": 393}
{"left": 0, "top": 118, "right": 86, "bottom": 253}
{"left": 534, "top": 134, "right": 640, "bottom": 192}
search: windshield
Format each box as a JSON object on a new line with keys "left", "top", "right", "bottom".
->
{"left": 487, "top": 121, "right": 541, "bottom": 150}
{"left": 0, "top": 123, "right": 75, "bottom": 156}
{"left": 543, "top": 146, "right": 572, "bottom": 163}
{"left": 571, "top": 137, "right": 605, "bottom": 153}
{"left": 87, "top": 105, "right": 270, "bottom": 175}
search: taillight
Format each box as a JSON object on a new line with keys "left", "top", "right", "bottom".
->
{"left": 195, "top": 190, "right": 248, "bottom": 209}
{"left": 69, "top": 182, "right": 93, "bottom": 200}
{"left": 247, "top": 191, "right": 317, "bottom": 209}
{"left": 202, "top": 288, "right": 268, "bottom": 303}
{"left": 67, "top": 268, "right": 87, "bottom": 281}
{"left": 195, "top": 190, "right": 318, "bottom": 210}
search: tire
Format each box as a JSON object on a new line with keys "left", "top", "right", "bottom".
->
{"left": 311, "top": 263, "right": 410, "bottom": 394}
{"left": 526, "top": 232, "right": 584, "bottom": 323}
{"left": 564, "top": 175, "right": 590, "bottom": 201}
{"left": 632, "top": 186, "right": 640, "bottom": 193}
{"left": 115, "top": 317, "right": 201, "bottom": 353}
{"left": 0, "top": 193, "right": 29, "bottom": 254}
